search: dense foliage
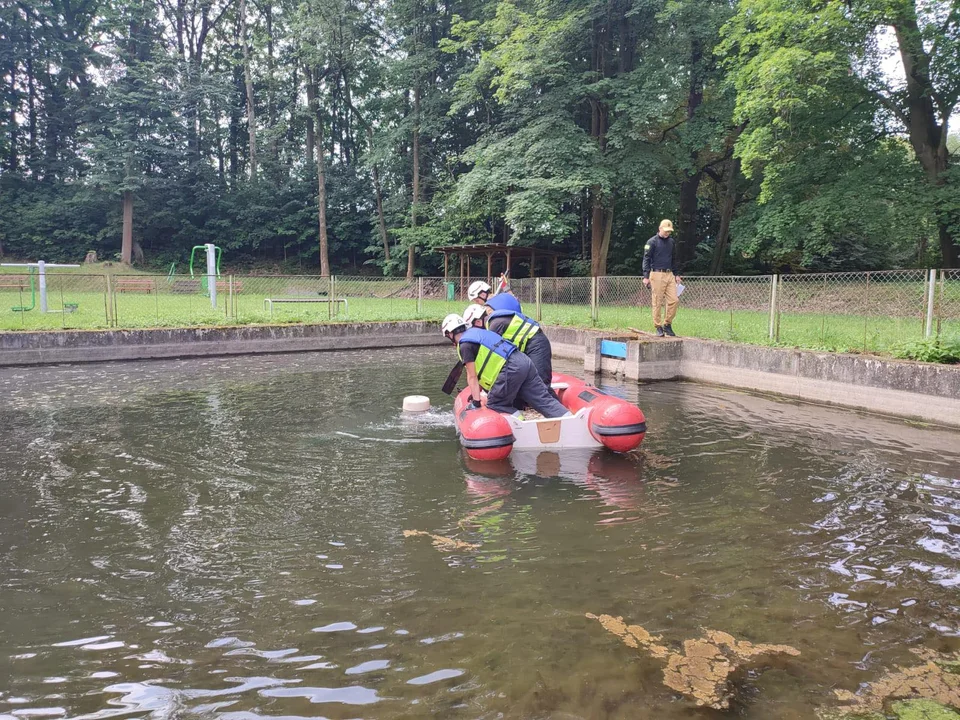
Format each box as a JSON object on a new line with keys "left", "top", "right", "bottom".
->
{"left": 1, "top": 0, "right": 958, "bottom": 275}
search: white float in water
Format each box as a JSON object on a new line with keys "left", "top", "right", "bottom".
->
{"left": 402, "top": 395, "right": 431, "bottom": 413}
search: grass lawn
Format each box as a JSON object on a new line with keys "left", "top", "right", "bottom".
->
{"left": 0, "top": 277, "right": 956, "bottom": 358}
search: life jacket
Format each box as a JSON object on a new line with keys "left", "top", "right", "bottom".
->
{"left": 457, "top": 328, "right": 516, "bottom": 390}
{"left": 485, "top": 293, "right": 522, "bottom": 314}
{"left": 487, "top": 309, "right": 540, "bottom": 352}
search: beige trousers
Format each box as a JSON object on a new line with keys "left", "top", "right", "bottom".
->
{"left": 650, "top": 271, "right": 678, "bottom": 327}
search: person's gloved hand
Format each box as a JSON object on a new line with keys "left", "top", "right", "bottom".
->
{"left": 466, "top": 397, "right": 482, "bottom": 410}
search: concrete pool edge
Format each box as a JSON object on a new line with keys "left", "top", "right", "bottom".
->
{"left": 0, "top": 321, "right": 447, "bottom": 365}
{"left": 1, "top": 322, "right": 958, "bottom": 428}
{"left": 546, "top": 326, "right": 960, "bottom": 428}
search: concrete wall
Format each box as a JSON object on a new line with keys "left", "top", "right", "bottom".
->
{"left": 3, "top": 320, "right": 957, "bottom": 427}
{"left": 567, "top": 329, "right": 960, "bottom": 427}
{"left": 542, "top": 325, "right": 606, "bottom": 361}
{"left": 680, "top": 339, "right": 960, "bottom": 426}
{"left": 0, "top": 322, "right": 446, "bottom": 366}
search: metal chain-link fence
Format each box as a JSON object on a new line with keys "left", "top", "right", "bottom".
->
{"left": 937, "top": 270, "right": 960, "bottom": 339}
{"left": 539, "top": 277, "right": 594, "bottom": 326}
{"left": 0, "top": 273, "right": 109, "bottom": 330}
{"left": 776, "top": 270, "right": 928, "bottom": 352}
{"left": 1, "top": 270, "right": 957, "bottom": 355}
{"left": 111, "top": 274, "right": 230, "bottom": 327}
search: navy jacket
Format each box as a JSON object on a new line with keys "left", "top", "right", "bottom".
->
{"left": 642, "top": 233, "right": 677, "bottom": 279}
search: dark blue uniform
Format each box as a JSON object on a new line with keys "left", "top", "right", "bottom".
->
{"left": 642, "top": 233, "right": 677, "bottom": 278}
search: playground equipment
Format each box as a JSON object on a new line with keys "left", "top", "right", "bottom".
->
{"left": 188, "top": 244, "right": 222, "bottom": 308}
{"left": 2, "top": 261, "right": 80, "bottom": 313}
{"left": 2, "top": 267, "right": 37, "bottom": 311}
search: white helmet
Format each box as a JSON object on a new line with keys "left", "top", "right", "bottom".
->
{"left": 441, "top": 313, "right": 467, "bottom": 338}
{"left": 467, "top": 280, "right": 492, "bottom": 301}
{"left": 462, "top": 303, "right": 487, "bottom": 326}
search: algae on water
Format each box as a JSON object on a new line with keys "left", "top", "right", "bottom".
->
{"left": 890, "top": 699, "right": 960, "bottom": 720}
{"left": 586, "top": 613, "right": 800, "bottom": 710}
{"left": 831, "top": 649, "right": 960, "bottom": 716}
{"left": 402, "top": 529, "right": 479, "bottom": 551}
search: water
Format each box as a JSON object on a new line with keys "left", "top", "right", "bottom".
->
{"left": 1, "top": 348, "right": 959, "bottom": 719}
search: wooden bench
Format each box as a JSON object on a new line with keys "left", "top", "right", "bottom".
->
{"left": 263, "top": 297, "right": 348, "bottom": 318}
{"left": 0, "top": 276, "right": 30, "bottom": 291}
{"left": 216, "top": 280, "right": 242, "bottom": 294}
{"left": 116, "top": 278, "right": 154, "bottom": 293}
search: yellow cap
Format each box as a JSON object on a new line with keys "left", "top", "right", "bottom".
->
{"left": 659, "top": 219, "right": 674, "bottom": 232}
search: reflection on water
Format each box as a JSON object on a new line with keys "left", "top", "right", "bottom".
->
{"left": 1, "top": 348, "right": 959, "bottom": 719}
{"left": 462, "top": 449, "right": 661, "bottom": 525}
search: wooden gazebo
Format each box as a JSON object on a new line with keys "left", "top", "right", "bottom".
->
{"left": 436, "top": 244, "right": 563, "bottom": 280}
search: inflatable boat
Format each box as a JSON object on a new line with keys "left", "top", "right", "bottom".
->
{"left": 453, "top": 373, "right": 646, "bottom": 460}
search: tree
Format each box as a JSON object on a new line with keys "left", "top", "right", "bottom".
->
{"left": 89, "top": 0, "right": 182, "bottom": 264}
{"left": 722, "top": 0, "right": 960, "bottom": 267}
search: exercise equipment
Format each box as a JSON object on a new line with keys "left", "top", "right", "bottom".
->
{"left": 2, "top": 261, "right": 81, "bottom": 313}
{"left": 188, "top": 244, "right": 222, "bottom": 308}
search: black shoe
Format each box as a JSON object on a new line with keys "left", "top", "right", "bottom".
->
{"left": 655, "top": 326, "right": 665, "bottom": 337}
{"left": 663, "top": 324, "right": 676, "bottom": 337}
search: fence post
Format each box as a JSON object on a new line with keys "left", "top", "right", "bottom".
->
{"left": 937, "top": 269, "right": 945, "bottom": 337}
{"left": 535, "top": 277, "right": 542, "bottom": 322}
{"left": 863, "top": 272, "right": 871, "bottom": 352}
{"left": 228, "top": 275, "right": 233, "bottom": 320}
{"left": 925, "top": 268, "right": 936, "bottom": 337}
{"left": 417, "top": 276, "right": 423, "bottom": 317}
{"left": 768, "top": 274, "right": 778, "bottom": 340}
{"left": 329, "top": 275, "right": 335, "bottom": 320}
{"left": 104, "top": 273, "right": 114, "bottom": 327}
{"left": 591, "top": 276, "right": 598, "bottom": 324}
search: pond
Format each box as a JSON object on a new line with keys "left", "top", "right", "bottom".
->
{"left": 1, "top": 348, "right": 959, "bottom": 719}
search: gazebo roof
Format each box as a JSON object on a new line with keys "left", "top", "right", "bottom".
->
{"left": 435, "top": 244, "right": 564, "bottom": 257}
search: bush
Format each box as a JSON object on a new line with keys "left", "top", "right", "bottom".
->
{"left": 891, "top": 337, "right": 960, "bottom": 364}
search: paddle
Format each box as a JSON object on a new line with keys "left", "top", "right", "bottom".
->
{"left": 441, "top": 361, "right": 464, "bottom": 395}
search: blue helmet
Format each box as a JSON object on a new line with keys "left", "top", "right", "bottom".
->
{"left": 485, "top": 293, "right": 522, "bottom": 314}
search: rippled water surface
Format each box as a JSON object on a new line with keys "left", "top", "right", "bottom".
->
{"left": 1, "top": 348, "right": 960, "bottom": 719}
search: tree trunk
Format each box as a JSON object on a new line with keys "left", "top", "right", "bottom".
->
{"left": 121, "top": 190, "right": 133, "bottom": 265}
{"left": 265, "top": 1, "right": 278, "bottom": 174}
{"left": 229, "top": 20, "right": 242, "bottom": 184}
{"left": 581, "top": 192, "right": 588, "bottom": 260}
{"left": 590, "top": 189, "right": 614, "bottom": 277}
{"left": 892, "top": 7, "right": 957, "bottom": 267}
{"left": 407, "top": 85, "right": 421, "bottom": 280}
{"left": 373, "top": 161, "right": 390, "bottom": 263}
{"left": 317, "top": 117, "right": 330, "bottom": 276}
{"left": 676, "top": 36, "right": 704, "bottom": 269}
{"left": 341, "top": 87, "right": 390, "bottom": 266}
{"left": 587, "top": 10, "right": 614, "bottom": 277}
{"left": 26, "top": 25, "right": 38, "bottom": 171}
{"left": 305, "top": 67, "right": 315, "bottom": 169}
{"left": 709, "top": 158, "right": 739, "bottom": 275}
{"left": 240, "top": 0, "right": 257, "bottom": 179}
{"left": 677, "top": 170, "right": 702, "bottom": 268}
{"left": 7, "top": 51, "right": 17, "bottom": 171}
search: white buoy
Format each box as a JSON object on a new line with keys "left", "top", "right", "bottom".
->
{"left": 403, "top": 395, "right": 431, "bottom": 413}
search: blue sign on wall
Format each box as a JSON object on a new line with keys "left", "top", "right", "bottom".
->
{"left": 600, "top": 340, "right": 627, "bottom": 358}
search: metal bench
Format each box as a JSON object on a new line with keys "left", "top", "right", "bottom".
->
{"left": 263, "top": 297, "right": 349, "bottom": 318}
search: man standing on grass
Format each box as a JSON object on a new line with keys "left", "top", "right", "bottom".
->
{"left": 642, "top": 219, "right": 682, "bottom": 337}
